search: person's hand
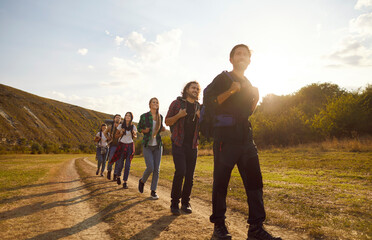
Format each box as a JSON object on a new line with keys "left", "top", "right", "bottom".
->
{"left": 142, "top": 127, "right": 150, "bottom": 133}
{"left": 178, "top": 108, "right": 187, "bottom": 118}
{"left": 229, "top": 81, "right": 241, "bottom": 94}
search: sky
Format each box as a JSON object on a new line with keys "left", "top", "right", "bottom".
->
{"left": 0, "top": 0, "right": 371, "bottom": 124}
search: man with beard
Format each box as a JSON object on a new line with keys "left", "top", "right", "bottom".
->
{"left": 204, "top": 44, "right": 281, "bottom": 240}
{"left": 165, "top": 81, "right": 201, "bottom": 216}
{"left": 104, "top": 114, "right": 121, "bottom": 180}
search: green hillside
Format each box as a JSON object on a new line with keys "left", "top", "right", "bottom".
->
{"left": 0, "top": 84, "right": 111, "bottom": 152}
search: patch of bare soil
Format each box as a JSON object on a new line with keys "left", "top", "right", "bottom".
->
{"left": 0, "top": 157, "right": 308, "bottom": 240}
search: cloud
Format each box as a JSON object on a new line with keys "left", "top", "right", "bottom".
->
{"left": 350, "top": 12, "right": 372, "bottom": 36}
{"left": 77, "top": 48, "right": 88, "bottom": 56}
{"left": 115, "top": 36, "right": 124, "bottom": 46}
{"left": 88, "top": 65, "right": 94, "bottom": 70}
{"left": 324, "top": 8, "right": 372, "bottom": 67}
{"left": 355, "top": 0, "right": 372, "bottom": 10}
{"left": 105, "top": 30, "right": 110, "bottom": 35}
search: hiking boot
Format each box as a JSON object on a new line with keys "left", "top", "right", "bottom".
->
{"left": 107, "top": 170, "right": 111, "bottom": 180}
{"left": 181, "top": 203, "right": 192, "bottom": 214}
{"left": 138, "top": 179, "right": 144, "bottom": 193}
{"left": 247, "top": 224, "right": 282, "bottom": 240}
{"left": 116, "top": 177, "right": 121, "bottom": 185}
{"left": 213, "top": 222, "right": 232, "bottom": 240}
{"left": 123, "top": 182, "right": 128, "bottom": 189}
{"left": 170, "top": 204, "right": 181, "bottom": 216}
{"left": 151, "top": 190, "right": 159, "bottom": 200}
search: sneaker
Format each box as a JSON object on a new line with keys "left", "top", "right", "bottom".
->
{"left": 107, "top": 170, "right": 111, "bottom": 180}
{"left": 151, "top": 190, "right": 159, "bottom": 200}
{"left": 123, "top": 182, "right": 128, "bottom": 189}
{"left": 181, "top": 203, "right": 192, "bottom": 214}
{"left": 170, "top": 204, "right": 181, "bottom": 216}
{"left": 116, "top": 177, "right": 121, "bottom": 185}
{"left": 100, "top": 172, "right": 104, "bottom": 177}
{"left": 247, "top": 225, "right": 282, "bottom": 240}
{"left": 213, "top": 222, "right": 232, "bottom": 240}
{"left": 138, "top": 179, "right": 144, "bottom": 193}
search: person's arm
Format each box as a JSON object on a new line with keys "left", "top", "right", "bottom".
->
{"left": 137, "top": 114, "right": 150, "bottom": 133}
{"left": 216, "top": 81, "right": 241, "bottom": 105}
{"left": 165, "top": 100, "right": 186, "bottom": 126}
{"left": 94, "top": 133, "right": 100, "bottom": 142}
{"left": 250, "top": 87, "right": 259, "bottom": 113}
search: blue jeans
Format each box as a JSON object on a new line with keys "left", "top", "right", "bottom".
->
{"left": 141, "top": 145, "right": 163, "bottom": 191}
{"left": 106, "top": 145, "right": 117, "bottom": 172}
{"left": 114, "top": 143, "right": 133, "bottom": 181}
{"left": 96, "top": 147, "right": 107, "bottom": 173}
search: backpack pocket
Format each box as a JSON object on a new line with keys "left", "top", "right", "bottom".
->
{"left": 214, "top": 114, "right": 236, "bottom": 127}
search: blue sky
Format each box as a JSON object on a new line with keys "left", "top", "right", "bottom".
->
{"left": 0, "top": 0, "right": 371, "bottom": 123}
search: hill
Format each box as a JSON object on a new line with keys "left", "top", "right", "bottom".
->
{"left": 0, "top": 84, "right": 112, "bottom": 152}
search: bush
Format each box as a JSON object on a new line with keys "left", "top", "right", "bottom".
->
{"left": 31, "top": 143, "right": 43, "bottom": 154}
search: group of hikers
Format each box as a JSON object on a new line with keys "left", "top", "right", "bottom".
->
{"left": 93, "top": 44, "right": 281, "bottom": 240}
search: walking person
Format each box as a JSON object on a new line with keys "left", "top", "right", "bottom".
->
{"left": 165, "top": 81, "right": 201, "bottom": 215}
{"left": 104, "top": 114, "right": 121, "bottom": 180}
{"left": 204, "top": 44, "right": 281, "bottom": 240}
{"left": 137, "top": 97, "right": 165, "bottom": 200}
{"left": 109, "top": 112, "right": 137, "bottom": 189}
{"left": 94, "top": 123, "right": 108, "bottom": 177}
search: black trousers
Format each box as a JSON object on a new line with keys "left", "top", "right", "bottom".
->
{"left": 170, "top": 143, "right": 197, "bottom": 205}
{"left": 209, "top": 141, "right": 266, "bottom": 225}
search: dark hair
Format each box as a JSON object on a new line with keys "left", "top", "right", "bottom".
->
{"left": 121, "top": 112, "right": 134, "bottom": 137}
{"left": 230, "top": 44, "right": 251, "bottom": 59}
{"left": 181, "top": 81, "right": 201, "bottom": 100}
{"left": 113, "top": 114, "right": 121, "bottom": 120}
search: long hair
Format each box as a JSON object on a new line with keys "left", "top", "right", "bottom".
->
{"left": 181, "top": 81, "right": 200, "bottom": 100}
{"left": 149, "top": 97, "right": 161, "bottom": 138}
{"left": 121, "top": 112, "right": 134, "bottom": 136}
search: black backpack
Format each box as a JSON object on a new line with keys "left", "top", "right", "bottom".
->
{"left": 199, "top": 71, "right": 238, "bottom": 139}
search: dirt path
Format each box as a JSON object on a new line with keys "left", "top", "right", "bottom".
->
{"left": 0, "top": 157, "right": 309, "bottom": 239}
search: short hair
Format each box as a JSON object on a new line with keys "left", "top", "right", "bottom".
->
{"left": 230, "top": 44, "right": 251, "bottom": 59}
{"left": 113, "top": 114, "right": 121, "bottom": 119}
{"left": 181, "top": 81, "right": 201, "bottom": 100}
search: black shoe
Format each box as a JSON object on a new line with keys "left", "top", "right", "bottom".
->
{"left": 138, "top": 179, "right": 144, "bottom": 193}
{"left": 117, "top": 177, "right": 121, "bottom": 185}
{"left": 123, "top": 182, "right": 128, "bottom": 189}
{"left": 213, "top": 222, "right": 232, "bottom": 240}
{"left": 247, "top": 225, "right": 282, "bottom": 240}
{"left": 151, "top": 190, "right": 159, "bottom": 200}
{"left": 170, "top": 204, "right": 181, "bottom": 216}
{"left": 107, "top": 170, "right": 111, "bottom": 180}
{"left": 96, "top": 169, "right": 99, "bottom": 175}
{"left": 100, "top": 172, "right": 104, "bottom": 177}
{"left": 181, "top": 203, "right": 192, "bottom": 214}
{"left": 113, "top": 174, "right": 117, "bottom": 181}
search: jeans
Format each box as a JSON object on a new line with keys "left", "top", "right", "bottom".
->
{"left": 96, "top": 147, "right": 107, "bottom": 173}
{"left": 114, "top": 143, "right": 133, "bottom": 181}
{"left": 209, "top": 141, "right": 266, "bottom": 225}
{"left": 170, "top": 143, "right": 197, "bottom": 205}
{"left": 141, "top": 145, "right": 163, "bottom": 191}
{"left": 106, "top": 145, "right": 117, "bottom": 172}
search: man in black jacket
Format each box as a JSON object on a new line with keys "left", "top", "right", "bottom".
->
{"left": 205, "top": 44, "right": 281, "bottom": 240}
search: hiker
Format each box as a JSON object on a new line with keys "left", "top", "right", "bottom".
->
{"left": 104, "top": 114, "right": 121, "bottom": 180}
{"left": 165, "top": 81, "right": 201, "bottom": 215}
{"left": 137, "top": 97, "right": 165, "bottom": 200}
{"left": 204, "top": 44, "right": 281, "bottom": 240}
{"left": 94, "top": 123, "right": 108, "bottom": 177}
{"left": 109, "top": 112, "right": 137, "bottom": 189}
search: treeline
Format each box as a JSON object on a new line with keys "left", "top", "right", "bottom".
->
{"left": 250, "top": 83, "right": 372, "bottom": 147}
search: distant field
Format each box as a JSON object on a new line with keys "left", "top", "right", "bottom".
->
{"left": 0, "top": 154, "right": 91, "bottom": 200}
{"left": 126, "top": 149, "right": 372, "bottom": 240}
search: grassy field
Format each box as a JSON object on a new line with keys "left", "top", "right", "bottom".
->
{"left": 126, "top": 149, "right": 372, "bottom": 240}
{"left": 1, "top": 150, "right": 371, "bottom": 239}
{"left": 0, "top": 154, "right": 91, "bottom": 201}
